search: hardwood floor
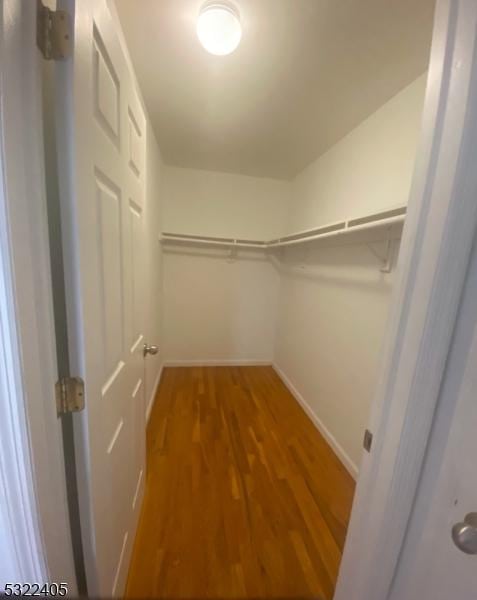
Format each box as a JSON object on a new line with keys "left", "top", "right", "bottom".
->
{"left": 126, "top": 366, "right": 355, "bottom": 599}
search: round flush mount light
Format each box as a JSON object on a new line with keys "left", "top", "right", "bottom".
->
{"left": 197, "top": 2, "right": 242, "bottom": 56}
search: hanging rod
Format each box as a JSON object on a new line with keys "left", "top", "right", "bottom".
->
{"left": 160, "top": 205, "right": 407, "bottom": 250}
{"left": 160, "top": 232, "right": 268, "bottom": 249}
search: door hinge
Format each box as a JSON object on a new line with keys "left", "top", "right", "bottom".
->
{"left": 363, "top": 429, "right": 373, "bottom": 453}
{"left": 37, "top": 0, "right": 72, "bottom": 61}
{"left": 56, "top": 377, "right": 85, "bottom": 417}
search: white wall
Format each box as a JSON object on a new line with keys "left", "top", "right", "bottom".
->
{"left": 288, "top": 75, "right": 427, "bottom": 231}
{"left": 163, "top": 248, "right": 280, "bottom": 364}
{"left": 162, "top": 166, "right": 289, "bottom": 239}
{"left": 273, "top": 241, "right": 398, "bottom": 477}
{"left": 274, "top": 75, "right": 426, "bottom": 475}
{"left": 161, "top": 166, "right": 288, "bottom": 364}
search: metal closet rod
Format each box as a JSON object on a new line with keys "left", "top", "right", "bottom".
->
{"left": 160, "top": 205, "right": 407, "bottom": 249}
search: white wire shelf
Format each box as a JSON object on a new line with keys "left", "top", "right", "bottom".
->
{"left": 160, "top": 205, "right": 407, "bottom": 250}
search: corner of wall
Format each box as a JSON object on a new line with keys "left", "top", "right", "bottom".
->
{"left": 272, "top": 363, "right": 359, "bottom": 480}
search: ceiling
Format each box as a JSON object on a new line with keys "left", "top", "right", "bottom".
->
{"left": 114, "top": 0, "right": 435, "bottom": 180}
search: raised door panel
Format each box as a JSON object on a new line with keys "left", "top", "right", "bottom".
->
{"left": 107, "top": 411, "right": 133, "bottom": 597}
{"left": 131, "top": 377, "right": 145, "bottom": 516}
{"left": 129, "top": 203, "right": 143, "bottom": 344}
{"left": 95, "top": 173, "right": 124, "bottom": 377}
{"left": 93, "top": 27, "right": 120, "bottom": 147}
{"left": 127, "top": 108, "right": 143, "bottom": 181}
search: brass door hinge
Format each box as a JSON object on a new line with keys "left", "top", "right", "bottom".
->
{"left": 56, "top": 377, "right": 85, "bottom": 417}
{"left": 37, "top": 0, "right": 72, "bottom": 60}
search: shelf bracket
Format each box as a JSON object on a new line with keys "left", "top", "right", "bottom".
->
{"left": 227, "top": 242, "right": 238, "bottom": 263}
{"left": 380, "top": 238, "right": 395, "bottom": 273}
{"left": 366, "top": 229, "right": 395, "bottom": 273}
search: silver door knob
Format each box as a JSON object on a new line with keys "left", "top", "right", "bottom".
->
{"left": 143, "top": 344, "right": 159, "bottom": 357}
{"left": 452, "top": 512, "right": 477, "bottom": 555}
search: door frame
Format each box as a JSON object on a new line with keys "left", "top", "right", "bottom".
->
{"left": 0, "top": 0, "right": 76, "bottom": 589}
{"left": 2, "top": 0, "right": 476, "bottom": 597}
{"left": 335, "top": 0, "right": 477, "bottom": 598}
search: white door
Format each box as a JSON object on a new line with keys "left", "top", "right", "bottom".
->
{"left": 57, "top": 0, "right": 147, "bottom": 596}
{"left": 389, "top": 233, "right": 477, "bottom": 598}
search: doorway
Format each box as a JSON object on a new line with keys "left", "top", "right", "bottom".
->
{"left": 8, "top": 0, "right": 468, "bottom": 598}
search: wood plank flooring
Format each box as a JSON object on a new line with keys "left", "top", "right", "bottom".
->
{"left": 126, "top": 366, "right": 355, "bottom": 599}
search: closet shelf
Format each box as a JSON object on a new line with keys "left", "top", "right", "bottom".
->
{"left": 160, "top": 205, "right": 407, "bottom": 250}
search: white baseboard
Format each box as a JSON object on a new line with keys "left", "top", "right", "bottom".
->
{"left": 272, "top": 363, "right": 358, "bottom": 480}
{"left": 163, "top": 359, "right": 273, "bottom": 367}
{"left": 146, "top": 364, "right": 163, "bottom": 423}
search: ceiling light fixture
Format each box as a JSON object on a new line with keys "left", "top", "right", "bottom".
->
{"left": 197, "top": 2, "right": 242, "bottom": 56}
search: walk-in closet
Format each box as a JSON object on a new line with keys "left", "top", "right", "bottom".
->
{"left": 22, "top": 0, "right": 436, "bottom": 597}
{"left": 113, "top": 2, "right": 434, "bottom": 597}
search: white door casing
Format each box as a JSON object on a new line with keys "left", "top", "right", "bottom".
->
{"left": 56, "top": 0, "right": 147, "bottom": 595}
{"left": 335, "top": 0, "right": 477, "bottom": 598}
{"left": 0, "top": 0, "right": 77, "bottom": 589}
{"left": 389, "top": 199, "right": 477, "bottom": 598}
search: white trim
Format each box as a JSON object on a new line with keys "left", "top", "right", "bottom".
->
{"left": 336, "top": 1, "right": 477, "bottom": 598}
{"left": 0, "top": 0, "right": 76, "bottom": 588}
{"left": 146, "top": 364, "right": 163, "bottom": 422}
{"left": 272, "top": 364, "right": 358, "bottom": 480}
{"left": 163, "top": 359, "right": 273, "bottom": 367}
{"left": 0, "top": 145, "right": 47, "bottom": 584}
